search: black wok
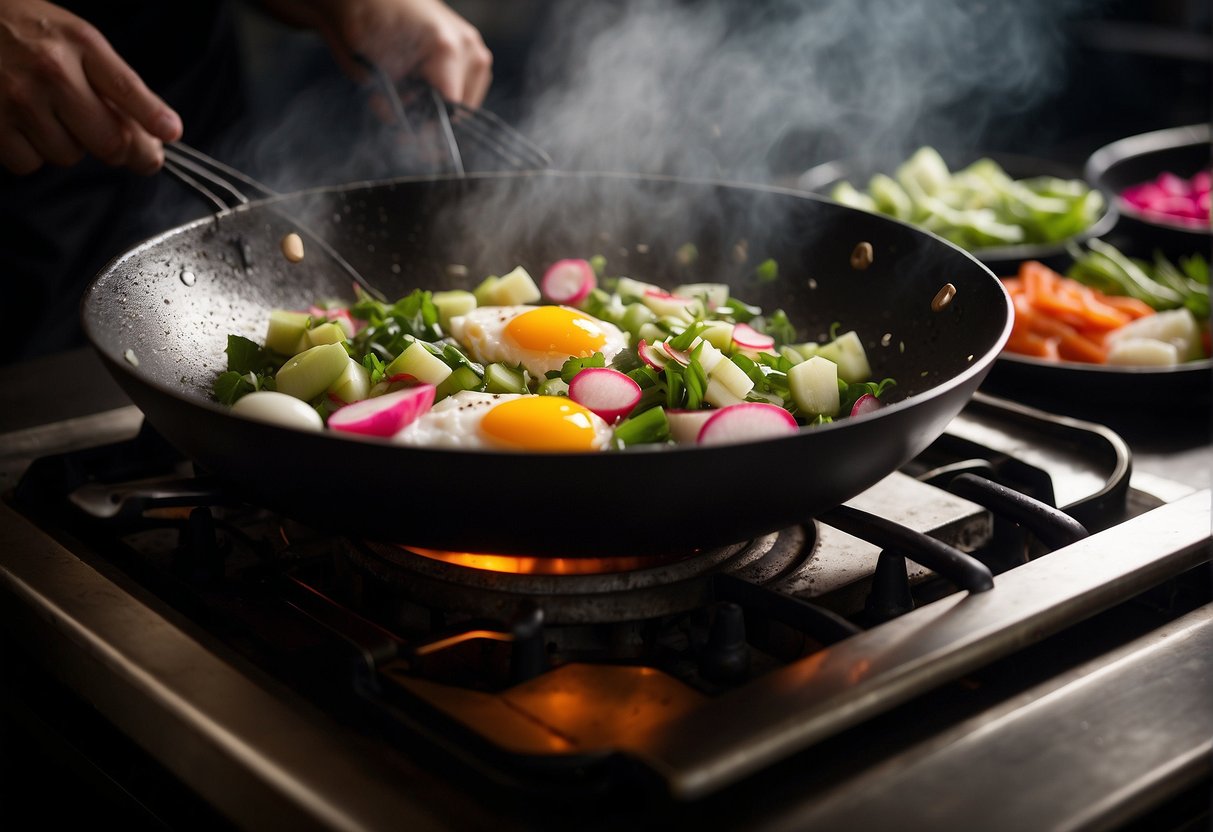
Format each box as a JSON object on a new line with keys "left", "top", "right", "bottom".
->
{"left": 82, "top": 171, "right": 1012, "bottom": 556}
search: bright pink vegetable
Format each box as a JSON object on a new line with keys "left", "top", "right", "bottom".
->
{"left": 327, "top": 384, "right": 435, "bottom": 437}
{"left": 568, "top": 367, "right": 642, "bottom": 423}
{"left": 731, "top": 322, "right": 775, "bottom": 352}
{"left": 541, "top": 259, "right": 596, "bottom": 306}
{"left": 660, "top": 341, "right": 691, "bottom": 366}
{"left": 636, "top": 339, "right": 669, "bottom": 370}
{"left": 1121, "top": 171, "right": 1212, "bottom": 226}
{"left": 850, "top": 393, "right": 885, "bottom": 417}
{"left": 696, "top": 402, "right": 798, "bottom": 446}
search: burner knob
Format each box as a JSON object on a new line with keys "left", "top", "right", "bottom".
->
{"left": 701, "top": 602, "right": 750, "bottom": 683}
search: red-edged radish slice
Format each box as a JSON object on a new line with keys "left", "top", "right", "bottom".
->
{"left": 850, "top": 393, "right": 885, "bottom": 417}
{"left": 696, "top": 402, "right": 798, "bottom": 446}
{"left": 568, "top": 367, "right": 642, "bottom": 423}
{"left": 660, "top": 341, "right": 691, "bottom": 366}
{"left": 667, "top": 409, "right": 714, "bottom": 443}
{"left": 732, "top": 322, "right": 775, "bottom": 352}
{"left": 541, "top": 259, "right": 596, "bottom": 306}
{"left": 328, "top": 384, "right": 436, "bottom": 437}
{"left": 642, "top": 289, "right": 700, "bottom": 317}
{"left": 637, "top": 339, "right": 669, "bottom": 370}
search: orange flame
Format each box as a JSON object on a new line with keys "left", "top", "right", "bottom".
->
{"left": 401, "top": 546, "right": 692, "bottom": 575}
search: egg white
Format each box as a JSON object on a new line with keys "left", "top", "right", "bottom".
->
{"left": 448, "top": 305, "right": 628, "bottom": 378}
{"left": 393, "top": 391, "right": 614, "bottom": 451}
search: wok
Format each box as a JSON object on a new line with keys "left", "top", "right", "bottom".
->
{"left": 82, "top": 171, "right": 1012, "bottom": 557}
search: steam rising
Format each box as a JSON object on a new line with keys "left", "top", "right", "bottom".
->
{"left": 517, "top": 0, "right": 1097, "bottom": 180}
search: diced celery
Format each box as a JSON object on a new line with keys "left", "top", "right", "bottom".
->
{"left": 484, "top": 362, "right": 528, "bottom": 394}
{"left": 491, "top": 266, "right": 542, "bottom": 305}
{"left": 620, "top": 302, "right": 657, "bottom": 336}
{"left": 869, "top": 173, "right": 914, "bottom": 220}
{"left": 699, "top": 320, "right": 734, "bottom": 351}
{"left": 327, "top": 358, "right": 371, "bottom": 404}
{"left": 386, "top": 341, "right": 453, "bottom": 385}
{"left": 537, "top": 377, "right": 570, "bottom": 397}
{"left": 276, "top": 343, "right": 350, "bottom": 401}
{"left": 265, "top": 309, "right": 311, "bottom": 355}
{"left": 305, "top": 321, "right": 347, "bottom": 348}
{"left": 709, "top": 357, "right": 755, "bottom": 400}
{"left": 434, "top": 365, "right": 483, "bottom": 400}
{"left": 674, "top": 282, "right": 729, "bottom": 308}
{"left": 473, "top": 275, "right": 500, "bottom": 306}
{"left": 616, "top": 276, "right": 661, "bottom": 300}
{"left": 704, "top": 376, "right": 746, "bottom": 409}
{"left": 789, "top": 355, "right": 840, "bottom": 417}
{"left": 432, "top": 290, "right": 477, "bottom": 330}
{"left": 830, "top": 181, "right": 878, "bottom": 212}
{"left": 813, "top": 331, "right": 872, "bottom": 383}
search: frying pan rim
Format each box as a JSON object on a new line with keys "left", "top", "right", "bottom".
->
{"left": 81, "top": 169, "right": 1014, "bottom": 460}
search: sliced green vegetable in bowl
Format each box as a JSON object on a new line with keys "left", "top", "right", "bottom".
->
{"left": 801, "top": 146, "right": 1116, "bottom": 272}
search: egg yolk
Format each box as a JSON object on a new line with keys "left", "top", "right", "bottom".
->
{"left": 480, "top": 396, "right": 603, "bottom": 451}
{"left": 505, "top": 306, "right": 607, "bottom": 356}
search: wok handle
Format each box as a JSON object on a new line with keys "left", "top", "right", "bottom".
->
{"left": 820, "top": 505, "right": 995, "bottom": 594}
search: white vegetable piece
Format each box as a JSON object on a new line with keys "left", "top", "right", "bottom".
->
{"left": 813, "top": 331, "right": 871, "bottom": 383}
{"left": 704, "top": 377, "right": 747, "bottom": 409}
{"left": 1105, "top": 308, "right": 1202, "bottom": 362}
{"left": 789, "top": 355, "right": 840, "bottom": 417}
{"left": 673, "top": 282, "right": 730, "bottom": 309}
{"left": 265, "top": 309, "right": 311, "bottom": 355}
{"left": 707, "top": 358, "right": 755, "bottom": 401}
{"left": 1106, "top": 337, "right": 1180, "bottom": 366}
{"left": 431, "top": 290, "right": 477, "bottom": 331}
{"left": 666, "top": 409, "right": 715, "bottom": 443}
{"left": 491, "top": 266, "right": 542, "bottom": 306}
{"left": 231, "top": 391, "right": 324, "bottom": 431}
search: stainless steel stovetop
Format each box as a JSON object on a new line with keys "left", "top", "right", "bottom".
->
{"left": 0, "top": 349, "right": 1209, "bottom": 831}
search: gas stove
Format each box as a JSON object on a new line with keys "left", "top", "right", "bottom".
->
{"left": 0, "top": 349, "right": 1209, "bottom": 830}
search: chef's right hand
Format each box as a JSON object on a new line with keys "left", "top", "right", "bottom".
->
{"left": 0, "top": 0, "right": 183, "bottom": 175}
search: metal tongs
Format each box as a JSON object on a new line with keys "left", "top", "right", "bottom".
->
{"left": 161, "top": 60, "right": 551, "bottom": 300}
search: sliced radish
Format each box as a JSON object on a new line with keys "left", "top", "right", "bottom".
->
{"left": 541, "top": 259, "right": 596, "bottom": 306}
{"left": 568, "top": 367, "right": 642, "bottom": 423}
{"left": 328, "top": 384, "right": 436, "bottom": 437}
{"left": 660, "top": 341, "right": 691, "bottom": 366}
{"left": 642, "top": 289, "right": 700, "bottom": 318}
{"left": 696, "top": 402, "right": 798, "bottom": 446}
{"left": 667, "top": 409, "right": 714, "bottom": 443}
{"left": 636, "top": 338, "right": 669, "bottom": 369}
{"left": 732, "top": 322, "right": 775, "bottom": 353}
{"left": 850, "top": 393, "right": 885, "bottom": 417}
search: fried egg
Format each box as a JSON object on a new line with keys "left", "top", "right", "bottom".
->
{"left": 394, "top": 391, "right": 614, "bottom": 452}
{"left": 448, "top": 305, "right": 628, "bottom": 377}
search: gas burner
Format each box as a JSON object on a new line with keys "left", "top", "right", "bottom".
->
{"left": 344, "top": 527, "right": 812, "bottom": 624}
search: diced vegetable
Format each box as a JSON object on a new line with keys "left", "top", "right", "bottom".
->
{"left": 484, "top": 362, "right": 529, "bottom": 394}
{"left": 328, "top": 384, "right": 435, "bottom": 437}
{"left": 696, "top": 402, "right": 798, "bottom": 446}
{"left": 276, "top": 343, "right": 351, "bottom": 401}
{"left": 304, "top": 321, "right": 348, "bottom": 348}
{"left": 541, "top": 259, "right": 596, "bottom": 306}
{"left": 431, "top": 290, "right": 477, "bottom": 331}
{"left": 1104, "top": 308, "right": 1203, "bottom": 363}
{"left": 830, "top": 147, "right": 1105, "bottom": 251}
{"left": 1105, "top": 337, "right": 1180, "bottom": 366}
{"left": 666, "top": 409, "right": 714, "bottom": 443}
{"left": 731, "top": 322, "right": 775, "bottom": 354}
{"left": 850, "top": 393, "right": 884, "bottom": 417}
{"left": 813, "top": 331, "right": 872, "bottom": 383}
{"left": 434, "top": 365, "right": 483, "bottom": 400}
{"left": 385, "top": 341, "right": 454, "bottom": 386}
{"left": 231, "top": 391, "right": 324, "bottom": 431}
{"left": 265, "top": 309, "right": 311, "bottom": 355}
{"left": 636, "top": 339, "right": 669, "bottom": 370}
{"left": 327, "top": 358, "right": 371, "bottom": 405}
{"left": 1120, "top": 170, "right": 1211, "bottom": 226}
{"left": 707, "top": 358, "right": 755, "bottom": 401}
{"left": 568, "top": 367, "right": 643, "bottom": 423}
{"left": 788, "top": 355, "right": 840, "bottom": 417}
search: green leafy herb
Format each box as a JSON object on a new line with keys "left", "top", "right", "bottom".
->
{"left": 225, "top": 335, "right": 271, "bottom": 374}
{"left": 755, "top": 258, "right": 779, "bottom": 283}
{"left": 555, "top": 352, "right": 606, "bottom": 383}
{"left": 614, "top": 406, "right": 670, "bottom": 446}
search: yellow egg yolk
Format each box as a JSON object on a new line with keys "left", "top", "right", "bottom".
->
{"left": 504, "top": 306, "right": 607, "bottom": 357}
{"left": 480, "top": 396, "right": 603, "bottom": 451}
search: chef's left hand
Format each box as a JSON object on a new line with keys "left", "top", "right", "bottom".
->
{"left": 259, "top": 0, "right": 493, "bottom": 108}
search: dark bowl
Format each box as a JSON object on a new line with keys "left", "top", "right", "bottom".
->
{"left": 1083, "top": 124, "right": 1212, "bottom": 260}
{"left": 795, "top": 150, "right": 1117, "bottom": 277}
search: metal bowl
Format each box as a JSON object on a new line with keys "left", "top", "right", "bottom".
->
{"left": 1083, "top": 123, "right": 1211, "bottom": 259}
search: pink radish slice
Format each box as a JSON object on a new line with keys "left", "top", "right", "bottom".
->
{"left": 541, "top": 259, "right": 596, "bottom": 306}
{"left": 696, "top": 402, "right": 798, "bottom": 446}
{"left": 661, "top": 341, "right": 691, "bottom": 366}
{"left": 637, "top": 339, "right": 668, "bottom": 369}
{"left": 850, "top": 393, "right": 885, "bottom": 417}
{"left": 667, "top": 409, "right": 714, "bottom": 443}
{"left": 732, "top": 322, "right": 775, "bottom": 352}
{"left": 328, "top": 384, "right": 435, "bottom": 437}
{"left": 568, "top": 367, "right": 642, "bottom": 423}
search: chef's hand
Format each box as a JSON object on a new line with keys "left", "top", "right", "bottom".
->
{"left": 262, "top": 0, "right": 493, "bottom": 108}
{"left": 0, "top": 0, "right": 183, "bottom": 175}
